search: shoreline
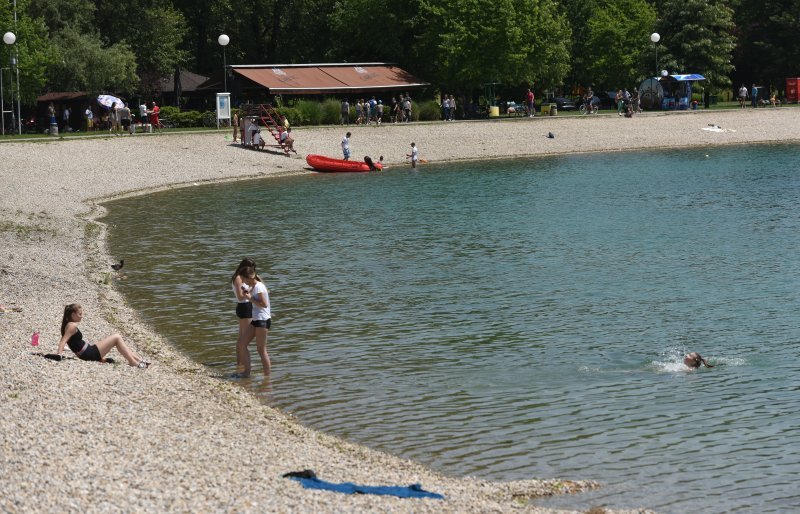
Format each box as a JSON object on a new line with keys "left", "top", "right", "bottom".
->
{"left": 2, "top": 109, "right": 797, "bottom": 513}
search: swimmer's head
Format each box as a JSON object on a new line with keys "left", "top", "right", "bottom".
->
{"left": 684, "top": 352, "right": 713, "bottom": 369}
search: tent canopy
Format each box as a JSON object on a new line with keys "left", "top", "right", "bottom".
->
{"left": 666, "top": 74, "right": 705, "bottom": 82}
{"left": 229, "top": 63, "right": 429, "bottom": 94}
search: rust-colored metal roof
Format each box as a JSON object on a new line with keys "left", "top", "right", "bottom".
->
{"left": 231, "top": 64, "right": 428, "bottom": 94}
{"left": 36, "top": 92, "right": 90, "bottom": 102}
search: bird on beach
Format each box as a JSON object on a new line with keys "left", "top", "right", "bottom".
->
{"left": 111, "top": 260, "right": 124, "bottom": 272}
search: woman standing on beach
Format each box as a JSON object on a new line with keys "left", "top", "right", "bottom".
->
{"left": 56, "top": 304, "right": 150, "bottom": 367}
{"left": 231, "top": 258, "right": 256, "bottom": 377}
{"left": 240, "top": 267, "right": 272, "bottom": 376}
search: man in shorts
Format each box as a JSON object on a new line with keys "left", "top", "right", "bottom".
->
{"left": 342, "top": 131, "right": 351, "bottom": 160}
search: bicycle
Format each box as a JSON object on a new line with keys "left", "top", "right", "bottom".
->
{"left": 579, "top": 99, "right": 599, "bottom": 115}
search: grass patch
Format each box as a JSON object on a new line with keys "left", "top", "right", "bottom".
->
{"left": 0, "top": 219, "right": 57, "bottom": 239}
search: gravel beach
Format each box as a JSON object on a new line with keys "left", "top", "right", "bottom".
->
{"left": 1, "top": 108, "right": 796, "bottom": 513}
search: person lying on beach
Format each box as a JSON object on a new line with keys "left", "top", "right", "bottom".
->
{"left": 55, "top": 303, "right": 150, "bottom": 368}
{"left": 684, "top": 352, "right": 713, "bottom": 369}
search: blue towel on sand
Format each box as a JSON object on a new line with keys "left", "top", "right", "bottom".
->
{"left": 285, "top": 472, "right": 443, "bottom": 499}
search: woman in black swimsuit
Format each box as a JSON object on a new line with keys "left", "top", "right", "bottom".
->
{"left": 56, "top": 304, "right": 150, "bottom": 368}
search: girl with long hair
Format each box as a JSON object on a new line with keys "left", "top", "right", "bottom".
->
{"left": 56, "top": 304, "right": 149, "bottom": 367}
{"left": 231, "top": 258, "right": 256, "bottom": 377}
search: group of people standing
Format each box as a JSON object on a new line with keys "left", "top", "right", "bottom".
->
{"left": 339, "top": 94, "right": 414, "bottom": 125}
{"left": 48, "top": 100, "right": 161, "bottom": 134}
{"left": 614, "top": 89, "right": 641, "bottom": 117}
{"left": 441, "top": 94, "right": 457, "bottom": 121}
{"left": 348, "top": 97, "right": 385, "bottom": 125}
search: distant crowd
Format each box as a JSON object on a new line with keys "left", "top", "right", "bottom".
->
{"left": 45, "top": 100, "right": 163, "bottom": 135}
{"left": 339, "top": 93, "right": 417, "bottom": 125}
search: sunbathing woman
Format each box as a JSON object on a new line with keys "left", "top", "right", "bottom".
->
{"left": 56, "top": 303, "right": 150, "bottom": 367}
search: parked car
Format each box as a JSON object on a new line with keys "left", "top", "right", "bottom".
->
{"left": 505, "top": 101, "right": 527, "bottom": 116}
{"left": 552, "top": 97, "right": 577, "bottom": 111}
{"left": 595, "top": 91, "right": 617, "bottom": 109}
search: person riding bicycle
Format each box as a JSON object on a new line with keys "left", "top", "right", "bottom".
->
{"left": 583, "top": 88, "right": 595, "bottom": 114}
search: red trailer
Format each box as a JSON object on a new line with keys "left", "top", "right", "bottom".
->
{"left": 786, "top": 78, "right": 800, "bottom": 103}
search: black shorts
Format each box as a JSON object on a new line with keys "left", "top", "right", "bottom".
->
{"left": 251, "top": 319, "right": 271, "bottom": 329}
{"left": 236, "top": 302, "right": 252, "bottom": 319}
{"left": 79, "top": 344, "right": 102, "bottom": 362}
{"left": 122, "top": 119, "right": 130, "bottom": 129}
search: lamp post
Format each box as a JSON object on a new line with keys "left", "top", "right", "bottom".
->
{"left": 3, "top": 31, "right": 21, "bottom": 135}
{"left": 650, "top": 33, "right": 660, "bottom": 79}
{"left": 218, "top": 34, "right": 230, "bottom": 92}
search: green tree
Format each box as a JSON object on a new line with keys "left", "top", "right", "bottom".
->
{"left": 585, "top": 0, "right": 656, "bottom": 89}
{"left": 94, "top": 0, "right": 188, "bottom": 94}
{"left": 132, "top": 6, "right": 189, "bottom": 95}
{"left": 415, "top": 0, "right": 571, "bottom": 91}
{"left": 655, "top": 0, "right": 736, "bottom": 92}
{"left": 732, "top": 0, "right": 800, "bottom": 90}
{"left": 47, "top": 28, "right": 139, "bottom": 95}
{"left": 28, "top": 0, "right": 95, "bottom": 34}
{"left": 561, "top": 0, "right": 596, "bottom": 87}
{"left": 1, "top": 0, "right": 57, "bottom": 105}
{"left": 326, "top": 0, "right": 413, "bottom": 63}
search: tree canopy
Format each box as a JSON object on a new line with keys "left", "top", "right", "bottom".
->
{"left": 0, "top": 0, "right": 796, "bottom": 105}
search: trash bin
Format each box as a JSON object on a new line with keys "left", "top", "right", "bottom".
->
{"left": 49, "top": 123, "right": 58, "bottom": 136}
{"left": 549, "top": 104, "right": 557, "bottom": 116}
{"left": 540, "top": 103, "right": 551, "bottom": 115}
{"left": 488, "top": 106, "right": 500, "bottom": 117}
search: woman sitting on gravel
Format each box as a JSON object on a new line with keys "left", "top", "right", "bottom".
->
{"left": 56, "top": 303, "right": 150, "bottom": 368}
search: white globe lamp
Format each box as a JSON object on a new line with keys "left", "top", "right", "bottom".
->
{"left": 650, "top": 33, "right": 661, "bottom": 78}
{"left": 3, "top": 31, "right": 21, "bottom": 135}
{"left": 218, "top": 34, "right": 230, "bottom": 92}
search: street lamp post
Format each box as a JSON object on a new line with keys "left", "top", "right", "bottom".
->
{"left": 3, "top": 31, "right": 21, "bottom": 135}
{"left": 650, "top": 33, "right": 660, "bottom": 79}
{"left": 218, "top": 34, "right": 230, "bottom": 92}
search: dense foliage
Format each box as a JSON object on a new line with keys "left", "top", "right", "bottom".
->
{"left": 0, "top": 0, "right": 797, "bottom": 105}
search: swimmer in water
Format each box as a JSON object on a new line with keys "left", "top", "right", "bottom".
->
{"left": 684, "top": 352, "right": 714, "bottom": 369}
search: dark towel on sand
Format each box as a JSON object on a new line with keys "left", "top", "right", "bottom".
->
{"left": 283, "top": 470, "right": 444, "bottom": 499}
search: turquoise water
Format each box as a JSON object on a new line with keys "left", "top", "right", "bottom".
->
{"left": 104, "top": 144, "right": 800, "bottom": 513}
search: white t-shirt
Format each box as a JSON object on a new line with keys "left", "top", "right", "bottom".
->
{"left": 341, "top": 136, "right": 349, "bottom": 151}
{"left": 251, "top": 281, "right": 270, "bottom": 321}
{"left": 411, "top": 146, "right": 418, "bottom": 161}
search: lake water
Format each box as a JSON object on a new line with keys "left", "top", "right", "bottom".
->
{"left": 104, "top": 144, "right": 800, "bottom": 513}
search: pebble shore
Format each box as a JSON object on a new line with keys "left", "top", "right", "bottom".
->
{"left": 2, "top": 108, "right": 796, "bottom": 513}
